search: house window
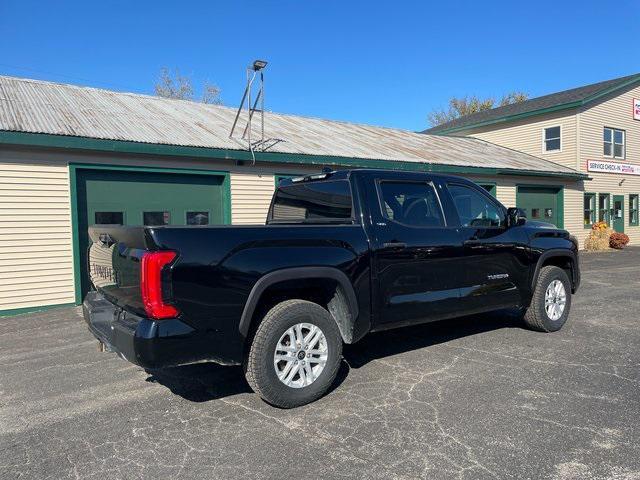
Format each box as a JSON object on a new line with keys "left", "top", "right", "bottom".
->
{"left": 604, "top": 127, "right": 625, "bottom": 159}
{"left": 543, "top": 126, "right": 561, "bottom": 152}
{"left": 598, "top": 193, "right": 610, "bottom": 224}
{"left": 630, "top": 194, "right": 639, "bottom": 227}
{"left": 583, "top": 193, "right": 596, "bottom": 227}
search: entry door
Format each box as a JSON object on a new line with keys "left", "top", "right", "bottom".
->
{"left": 76, "top": 169, "right": 226, "bottom": 296}
{"left": 517, "top": 186, "right": 560, "bottom": 227}
{"left": 613, "top": 195, "right": 625, "bottom": 232}
{"left": 369, "top": 178, "right": 466, "bottom": 327}
{"left": 445, "top": 183, "right": 525, "bottom": 312}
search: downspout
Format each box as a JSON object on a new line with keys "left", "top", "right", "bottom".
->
{"left": 575, "top": 109, "right": 581, "bottom": 172}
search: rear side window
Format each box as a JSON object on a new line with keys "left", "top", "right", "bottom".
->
{"left": 448, "top": 183, "right": 505, "bottom": 227}
{"left": 378, "top": 181, "right": 444, "bottom": 227}
{"left": 269, "top": 180, "right": 353, "bottom": 224}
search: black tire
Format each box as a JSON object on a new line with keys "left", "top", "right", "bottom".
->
{"left": 523, "top": 265, "right": 572, "bottom": 332}
{"left": 244, "top": 299, "right": 343, "bottom": 408}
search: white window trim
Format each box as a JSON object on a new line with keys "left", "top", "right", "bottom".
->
{"left": 604, "top": 127, "right": 626, "bottom": 160}
{"left": 542, "top": 125, "right": 562, "bottom": 153}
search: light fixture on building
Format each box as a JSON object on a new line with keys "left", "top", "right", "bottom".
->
{"left": 252, "top": 59, "right": 268, "bottom": 71}
{"left": 619, "top": 178, "right": 626, "bottom": 186}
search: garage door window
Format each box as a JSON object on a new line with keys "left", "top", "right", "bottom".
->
{"left": 94, "top": 212, "right": 123, "bottom": 225}
{"left": 187, "top": 211, "right": 209, "bottom": 225}
{"left": 144, "top": 211, "right": 170, "bottom": 226}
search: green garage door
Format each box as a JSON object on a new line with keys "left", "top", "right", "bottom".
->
{"left": 517, "top": 186, "right": 562, "bottom": 228}
{"left": 76, "top": 168, "right": 226, "bottom": 296}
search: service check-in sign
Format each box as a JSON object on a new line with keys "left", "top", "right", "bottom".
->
{"left": 634, "top": 98, "right": 640, "bottom": 120}
{"left": 588, "top": 160, "right": 640, "bottom": 176}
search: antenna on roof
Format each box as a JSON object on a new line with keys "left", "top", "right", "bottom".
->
{"left": 229, "top": 59, "right": 268, "bottom": 165}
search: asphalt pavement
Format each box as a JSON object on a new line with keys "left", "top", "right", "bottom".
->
{"left": 1, "top": 249, "right": 639, "bottom": 479}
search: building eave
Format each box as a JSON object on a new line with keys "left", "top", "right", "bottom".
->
{"left": 0, "top": 130, "right": 589, "bottom": 180}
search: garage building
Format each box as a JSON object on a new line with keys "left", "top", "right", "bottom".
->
{"left": 0, "top": 75, "right": 586, "bottom": 316}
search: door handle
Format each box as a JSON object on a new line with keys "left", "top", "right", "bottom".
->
{"left": 383, "top": 241, "right": 407, "bottom": 249}
{"left": 463, "top": 238, "right": 481, "bottom": 246}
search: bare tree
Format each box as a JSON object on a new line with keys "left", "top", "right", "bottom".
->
{"left": 428, "top": 91, "right": 529, "bottom": 127}
{"left": 201, "top": 82, "right": 222, "bottom": 105}
{"left": 154, "top": 68, "right": 222, "bottom": 105}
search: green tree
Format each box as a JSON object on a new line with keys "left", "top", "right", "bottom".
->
{"left": 154, "top": 68, "right": 222, "bottom": 105}
{"left": 428, "top": 92, "right": 529, "bottom": 127}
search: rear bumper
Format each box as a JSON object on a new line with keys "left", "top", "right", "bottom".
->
{"left": 83, "top": 291, "right": 199, "bottom": 369}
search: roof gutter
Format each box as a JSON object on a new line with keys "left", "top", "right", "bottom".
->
{"left": 0, "top": 130, "right": 588, "bottom": 180}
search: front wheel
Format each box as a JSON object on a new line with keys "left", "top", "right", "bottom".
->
{"left": 523, "top": 265, "right": 572, "bottom": 332}
{"left": 244, "top": 299, "right": 343, "bottom": 408}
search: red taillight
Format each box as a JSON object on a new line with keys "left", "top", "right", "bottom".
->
{"left": 140, "top": 251, "right": 179, "bottom": 319}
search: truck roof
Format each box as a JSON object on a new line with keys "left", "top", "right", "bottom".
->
{"left": 278, "top": 168, "right": 469, "bottom": 187}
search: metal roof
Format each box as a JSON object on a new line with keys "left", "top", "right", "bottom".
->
{"left": 425, "top": 73, "right": 640, "bottom": 134}
{"left": 0, "top": 75, "right": 582, "bottom": 177}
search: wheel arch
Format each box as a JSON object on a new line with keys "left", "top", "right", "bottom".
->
{"left": 239, "top": 267, "right": 359, "bottom": 344}
{"left": 532, "top": 249, "right": 579, "bottom": 294}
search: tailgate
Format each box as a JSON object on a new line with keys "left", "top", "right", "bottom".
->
{"left": 88, "top": 225, "right": 149, "bottom": 315}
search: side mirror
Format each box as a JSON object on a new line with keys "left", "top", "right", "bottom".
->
{"left": 507, "top": 207, "right": 527, "bottom": 227}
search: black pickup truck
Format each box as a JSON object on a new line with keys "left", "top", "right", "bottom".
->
{"left": 83, "top": 169, "right": 580, "bottom": 407}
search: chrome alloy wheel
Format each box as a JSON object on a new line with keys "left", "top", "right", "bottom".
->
{"left": 274, "top": 323, "right": 328, "bottom": 388}
{"left": 545, "top": 279, "right": 567, "bottom": 321}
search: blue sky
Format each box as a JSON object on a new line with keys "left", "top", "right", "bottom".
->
{"left": 1, "top": 0, "right": 639, "bottom": 130}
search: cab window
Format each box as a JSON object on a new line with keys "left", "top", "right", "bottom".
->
{"left": 378, "top": 181, "right": 445, "bottom": 227}
{"left": 448, "top": 183, "right": 505, "bottom": 228}
{"left": 268, "top": 180, "right": 353, "bottom": 224}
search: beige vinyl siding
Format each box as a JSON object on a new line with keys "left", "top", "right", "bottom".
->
{"left": 467, "top": 110, "right": 579, "bottom": 170}
{"left": 0, "top": 159, "right": 75, "bottom": 311}
{"left": 577, "top": 84, "right": 640, "bottom": 246}
{"left": 496, "top": 184, "right": 516, "bottom": 208}
{"left": 230, "top": 173, "right": 275, "bottom": 225}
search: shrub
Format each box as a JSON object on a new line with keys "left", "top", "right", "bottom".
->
{"left": 609, "top": 232, "right": 630, "bottom": 249}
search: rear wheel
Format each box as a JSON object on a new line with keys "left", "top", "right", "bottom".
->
{"left": 244, "top": 299, "right": 342, "bottom": 408}
{"left": 523, "top": 265, "right": 572, "bottom": 332}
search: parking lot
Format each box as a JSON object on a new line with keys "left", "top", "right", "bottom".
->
{"left": 1, "top": 249, "right": 639, "bottom": 479}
